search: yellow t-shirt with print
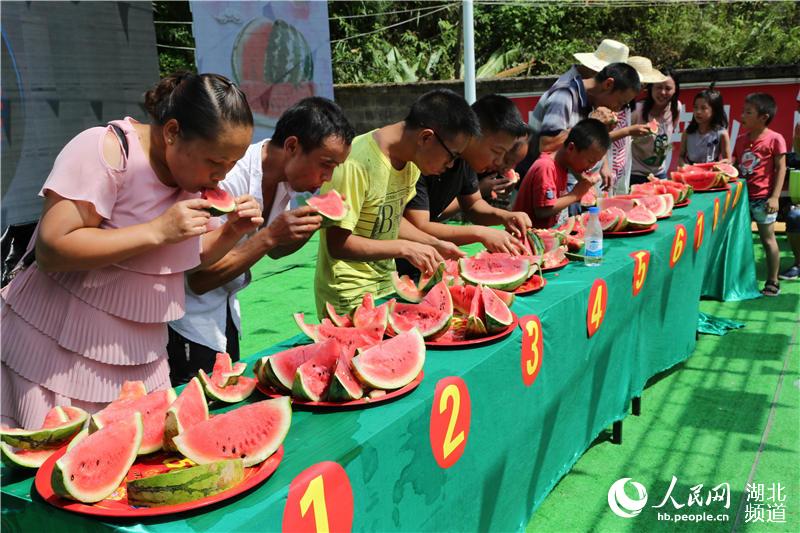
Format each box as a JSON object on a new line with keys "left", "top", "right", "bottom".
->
{"left": 314, "top": 130, "right": 420, "bottom": 317}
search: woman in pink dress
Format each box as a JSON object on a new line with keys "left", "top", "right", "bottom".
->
{"left": 1, "top": 72, "right": 263, "bottom": 429}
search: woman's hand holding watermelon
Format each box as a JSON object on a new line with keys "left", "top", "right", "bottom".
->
{"left": 152, "top": 198, "right": 213, "bottom": 244}
{"left": 223, "top": 195, "right": 264, "bottom": 237}
{"left": 625, "top": 124, "right": 654, "bottom": 138}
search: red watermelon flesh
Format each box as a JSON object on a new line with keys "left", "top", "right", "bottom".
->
{"left": 599, "top": 209, "right": 622, "bottom": 231}
{"left": 328, "top": 349, "right": 363, "bottom": 401}
{"left": 210, "top": 352, "right": 246, "bottom": 387}
{"left": 117, "top": 381, "right": 147, "bottom": 401}
{"left": 352, "top": 330, "right": 425, "bottom": 390}
{"left": 293, "top": 312, "right": 319, "bottom": 341}
{"left": 316, "top": 323, "right": 384, "bottom": 353}
{"left": 580, "top": 188, "right": 597, "bottom": 207}
{"left": 201, "top": 188, "right": 236, "bottom": 217}
{"left": 163, "top": 377, "right": 208, "bottom": 452}
{"left": 633, "top": 195, "right": 669, "bottom": 218}
{"left": 715, "top": 163, "right": 739, "bottom": 179}
{"left": 389, "top": 302, "right": 451, "bottom": 339}
{"left": 459, "top": 255, "right": 530, "bottom": 291}
{"left": 306, "top": 190, "right": 347, "bottom": 221}
{"left": 532, "top": 229, "right": 562, "bottom": 252}
{"left": 292, "top": 348, "right": 341, "bottom": 402}
{"left": 672, "top": 170, "right": 721, "bottom": 190}
{"left": 325, "top": 302, "right": 353, "bottom": 327}
{"left": 173, "top": 398, "right": 291, "bottom": 468}
{"left": 481, "top": 286, "right": 513, "bottom": 333}
{"left": 352, "top": 300, "right": 389, "bottom": 330}
{"left": 52, "top": 412, "right": 143, "bottom": 503}
{"left": 646, "top": 118, "right": 659, "bottom": 134}
{"left": 422, "top": 281, "right": 454, "bottom": 318}
{"left": 542, "top": 248, "right": 567, "bottom": 268}
{"left": 443, "top": 259, "right": 462, "bottom": 286}
{"left": 263, "top": 339, "right": 342, "bottom": 392}
{"left": 466, "top": 286, "right": 487, "bottom": 337}
{"left": 449, "top": 284, "right": 476, "bottom": 315}
{"left": 556, "top": 217, "right": 576, "bottom": 235}
{"left": 625, "top": 205, "right": 658, "bottom": 229}
{"left": 598, "top": 197, "right": 639, "bottom": 212}
{"left": 566, "top": 234, "right": 584, "bottom": 252}
{"left": 91, "top": 389, "right": 176, "bottom": 455}
{"left": 391, "top": 272, "right": 424, "bottom": 303}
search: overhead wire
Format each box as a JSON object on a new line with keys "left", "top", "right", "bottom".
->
{"left": 330, "top": 3, "right": 459, "bottom": 44}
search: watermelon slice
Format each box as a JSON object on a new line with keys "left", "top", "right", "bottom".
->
{"left": 632, "top": 195, "right": 669, "bottom": 218}
{"left": 292, "top": 348, "right": 341, "bottom": 402}
{"left": 459, "top": 255, "right": 530, "bottom": 291}
{"left": 352, "top": 330, "right": 425, "bottom": 390}
{"left": 173, "top": 398, "right": 291, "bottom": 467}
{"left": 1, "top": 406, "right": 89, "bottom": 469}
{"left": 208, "top": 352, "right": 247, "bottom": 388}
{"left": 127, "top": 459, "right": 244, "bottom": 507}
{"left": 391, "top": 272, "right": 424, "bottom": 303}
{"left": 163, "top": 377, "right": 208, "bottom": 452}
{"left": 52, "top": 412, "right": 143, "bottom": 503}
{"left": 1, "top": 442, "right": 60, "bottom": 470}
{"left": 324, "top": 302, "right": 353, "bottom": 327}
{"left": 672, "top": 170, "right": 723, "bottom": 190}
{"left": 117, "top": 381, "right": 148, "bottom": 401}
{"left": 316, "top": 322, "right": 385, "bottom": 352}
{"left": 417, "top": 262, "right": 446, "bottom": 292}
{"left": 466, "top": 285, "right": 487, "bottom": 337}
{"left": 422, "top": 281, "right": 454, "bottom": 318}
{"left": 646, "top": 118, "right": 659, "bottom": 134}
{"left": 306, "top": 190, "right": 348, "bottom": 222}
{"left": 579, "top": 188, "right": 597, "bottom": 207}
{"left": 599, "top": 209, "right": 622, "bottom": 232}
{"left": 714, "top": 163, "right": 739, "bottom": 179}
{"left": 598, "top": 197, "right": 639, "bottom": 212}
{"left": 198, "top": 369, "right": 256, "bottom": 404}
{"left": 201, "top": 188, "right": 236, "bottom": 217}
{"left": 259, "top": 339, "right": 340, "bottom": 392}
{"left": 442, "top": 259, "right": 462, "bottom": 286}
{"left": 328, "top": 349, "right": 364, "bottom": 401}
{"left": 389, "top": 302, "right": 451, "bottom": 339}
{"left": 1, "top": 406, "right": 88, "bottom": 450}
{"left": 542, "top": 248, "right": 568, "bottom": 269}
{"left": 625, "top": 205, "right": 658, "bottom": 229}
{"left": 481, "top": 286, "right": 513, "bottom": 333}
{"left": 352, "top": 294, "right": 389, "bottom": 329}
{"left": 90, "top": 389, "right": 176, "bottom": 455}
{"left": 293, "top": 312, "right": 320, "bottom": 340}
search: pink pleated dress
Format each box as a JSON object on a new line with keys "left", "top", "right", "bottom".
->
{"left": 1, "top": 118, "right": 200, "bottom": 429}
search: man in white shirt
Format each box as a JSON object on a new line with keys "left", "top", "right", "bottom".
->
{"left": 167, "top": 97, "right": 355, "bottom": 385}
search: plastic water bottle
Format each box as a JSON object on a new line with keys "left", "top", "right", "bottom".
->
{"left": 584, "top": 206, "right": 603, "bottom": 267}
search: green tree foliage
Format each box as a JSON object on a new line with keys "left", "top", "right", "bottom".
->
{"left": 153, "top": 1, "right": 799, "bottom": 83}
{"left": 152, "top": 1, "right": 196, "bottom": 77}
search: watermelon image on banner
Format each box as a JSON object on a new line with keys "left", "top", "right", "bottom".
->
{"left": 231, "top": 17, "right": 316, "bottom": 128}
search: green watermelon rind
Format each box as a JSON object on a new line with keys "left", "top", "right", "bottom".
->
{"left": 173, "top": 397, "right": 291, "bottom": 468}
{"left": 0, "top": 441, "right": 58, "bottom": 469}
{"left": 1, "top": 408, "right": 88, "bottom": 450}
{"left": 126, "top": 459, "right": 245, "bottom": 507}
{"left": 391, "top": 272, "right": 423, "bottom": 303}
{"left": 198, "top": 369, "right": 256, "bottom": 404}
{"left": 352, "top": 329, "right": 426, "bottom": 390}
{"left": 52, "top": 412, "right": 143, "bottom": 503}
{"left": 459, "top": 257, "right": 530, "bottom": 291}
{"left": 327, "top": 358, "right": 364, "bottom": 402}
{"left": 417, "top": 262, "right": 446, "bottom": 292}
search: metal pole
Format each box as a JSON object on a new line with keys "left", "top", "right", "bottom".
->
{"left": 462, "top": 0, "right": 476, "bottom": 103}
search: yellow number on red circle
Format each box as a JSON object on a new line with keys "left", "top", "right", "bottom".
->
{"left": 630, "top": 250, "right": 650, "bottom": 297}
{"left": 694, "top": 211, "right": 705, "bottom": 252}
{"left": 670, "top": 224, "right": 687, "bottom": 268}
{"left": 282, "top": 462, "right": 353, "bottom": 533}
{"left": 587, "top": 279, "right": 607, "bottom": 338}
{"left": 713, "top": 198, "right": 720, "bottom": 231}
{"left": 520, "top": 315, "right": 543, "bottom": 387}
{"left": 430, "top": 377, "right": 471, "bottom": 469}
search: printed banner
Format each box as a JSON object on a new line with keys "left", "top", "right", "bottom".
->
{"left": 190, "top": 1, "right": 334, "bottom": 140}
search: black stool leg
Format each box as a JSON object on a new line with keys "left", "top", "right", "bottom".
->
{"left": 632, "top": 396, "right": 641, "bottom": 416}
{"left": 613, "top": 420, "right": 623, "bottom": 445}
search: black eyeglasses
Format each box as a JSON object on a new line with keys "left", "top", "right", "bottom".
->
{"left": 429, "top": 129, "right": 459, "bottom": 163}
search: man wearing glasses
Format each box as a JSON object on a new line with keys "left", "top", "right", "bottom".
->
{"left": 314, "top": 89, "right": 480, "bottom": 317}
{"left": 400, "top": 95, "right": 533, "bottom": 280}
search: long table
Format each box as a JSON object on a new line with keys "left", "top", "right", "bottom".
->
{"left": 1, "top": 181, "right": 760, "bottom": 532}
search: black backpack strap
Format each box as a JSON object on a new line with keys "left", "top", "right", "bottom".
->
{"left": 109, "top": 123, "right": 129, "bottom": 158}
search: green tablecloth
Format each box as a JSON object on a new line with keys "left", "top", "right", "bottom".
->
{"left": 0, "top": 182, "right": 760, "bottom": 532}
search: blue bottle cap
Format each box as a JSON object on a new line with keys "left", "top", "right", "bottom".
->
{"left": 588, "top": 206, "right": 599, "bottom": 214}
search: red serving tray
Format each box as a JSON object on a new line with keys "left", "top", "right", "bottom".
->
{"left": 694, "top": 185, "right": 730, "bottom": 193}
{"left": 514, "top": 275, "right": 547, "bottom": 295}
{"left": 256, "top": 372, "right": 423, "bottom": 410}
{"left": 425, "top": 313, "right": 519, "bottom": 349}
{"left": 604, "top": 224, "right": 659, "bottom": 238}
{"left": 35, "top": 446, "right": 283, "bottom": 518}
{"left": 540, "top": 258, "right": 569, "bottom": 272}
{"left": 673, "top": 199, "right": 691, "bottom": 208}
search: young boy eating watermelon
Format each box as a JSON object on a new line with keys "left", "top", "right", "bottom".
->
{"left": 314, "top": 89, "right": 479, "bottom": 316}
{"left": 513, "top": 118, "right": 611, "bottom": 229}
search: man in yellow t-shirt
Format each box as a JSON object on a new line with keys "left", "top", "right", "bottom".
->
{"left": 315, "top": 89, "right": 481, "bottom": 316}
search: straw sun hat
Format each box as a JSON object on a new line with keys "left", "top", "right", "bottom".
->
{"left": 574, "top": 40, "right": 667, "bottom": 83}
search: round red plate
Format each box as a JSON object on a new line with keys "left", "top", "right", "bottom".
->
{"left": 540, "top": 258, "right": 569, "bottom": 272}
{"left": 256, "top": 372, "right": 423, "bottom": 410}
{"left": 604, "top": 224, "right": 659, "bottom": 237}
{"left": 425, "top": 313, "right": 519, "bottom": 349}
{"left": 673, "top": 199, "right": 691, "bottom": 208}
{"left": 514, "top": 275, "right": 547, "bottom": 295}
{"left": 35, "top": 446, "right": 283, "bottom": 518}
{"left": 656, "top": 212, "right": 673, "bottom": 220}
